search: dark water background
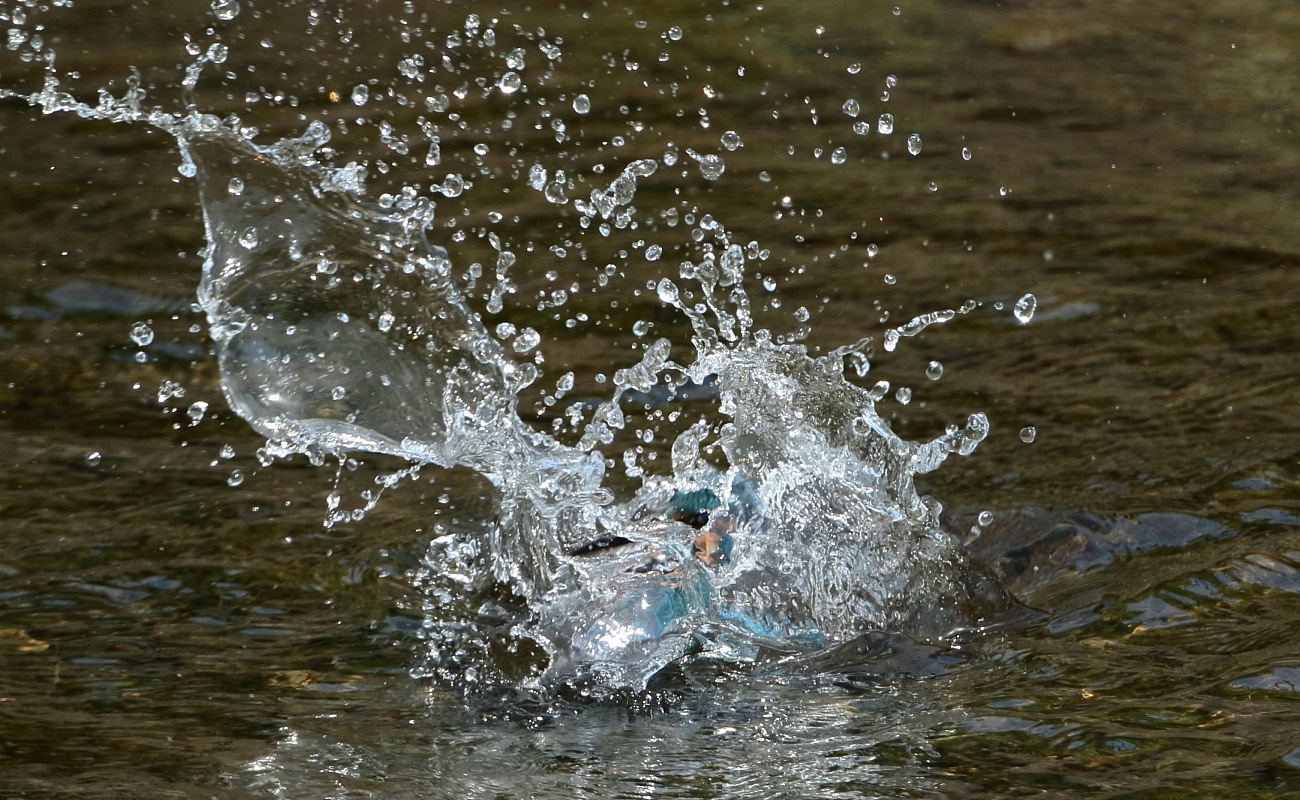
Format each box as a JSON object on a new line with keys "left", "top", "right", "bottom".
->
{"left": 1, "top": 0, "right": 1298, "bottom": 797}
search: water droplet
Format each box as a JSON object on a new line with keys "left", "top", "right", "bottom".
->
{"left": 866, "top": 243, "right": 879, "bottom": 257}
{"left": 238, "top": 226, "right": 259, "bottom": 250}
{"left": 350, "top": 84, "right": 369, "bottom": 106}
{"left": 331, "top": 386, "right": 346, "bottom": 401}
{"left": 512, "top": 327, "right": 541, "bottom": 353}
{"left": 848, "top": 62, "right": 862, "bottom": 75}
{"left": 925, "top": 360, "right": 944, "bottom": 380}
{"left": 219, "top": 444, "right": 236, "bottom": 460}
{"left": 377, "top": 310, "right": 396, "bottom": 332}
{"left": 210, "top": 0, "right": 240, "bottom": 20}
{"left": 573, "top": 93, "right": 590, "bottom": 114}
{"left": 632, "top": 320, "right": 653, "bottom": 337}
{"left": 506, "top": 47, "right": 526, "bottom": 70}
{"left": 227, "top": 177, "right": 244, "bottom": 195}
{"left": 720, "top": 130, "right": 742, "bottom": 151}
{"left": 440, "top": 173, "right": 465, "bottom": 197}
{"left": 895, "top": 386, "right": 912, "bottom": 405}
{"left": 497, "top": 71, "right": 522, "bottom": 94}
{"left": 187, "top": 400, "right": 209, "bottom": 425}
{"left": 961, "top": 146, "right": 972, "bottom": 161}
{"left": 227, "top": 469, "right": 245, "bottom": 487}
{"left": 1013, "top": 293, "right": 1037, "bottom": 324}
{"left": 998, "top": 186, "right": 1010, "bottom": 197}
{"left": 556, "top": 372, "right": 575, "bottom": 393}
{"left": 1019, "top": 426, "right": 1037, "bottom": 443}
{"left": 85, "top": 451, "right": 102, "bottom": 466}
{"left": 842, "top": 98, "right": 860, "bottom": 117}
{"left": 690, "top": 151, "right": 725, "bottom": 180}
{"left": 645, "top": 244, "right": 663, "bottom": 261}
{"left": 830, "top": 147, "right": 847, "bottom": 165}
{"left": 906, "top": 133, "right": 922, "bottom": 155}
{"left": 978, "top": 510, "right": 995, "bottom": 527}
{"left": 877, "top": 114, "right": 894, "bottom": 135}
{"left": 883, "top": 273, "right": 896, "bottom": 285}
{"left": 129, "top": 321, "right": 154, "bottom": 347}
{"left": 666, "top": 25, "right": 684, "bottom": 41}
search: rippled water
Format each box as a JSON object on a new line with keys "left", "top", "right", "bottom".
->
{"left": 2, "top": 0, "right": 1299, "bottom": 797}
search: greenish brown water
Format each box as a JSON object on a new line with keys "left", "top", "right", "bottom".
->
{"left": 1, "top": 0, "right": 1298, "bottom": 797}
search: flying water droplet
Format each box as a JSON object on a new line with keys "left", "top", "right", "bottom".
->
{"left": 210, "top": 0, "right": 240, "bottom": 21}
{"left": 907, "top": 133, "right": 922, "bottom": 155}
{"left": 925, "top": 360, "right": 944, "bottom": 380}
{"left": 645, "top": 244, "right": 663, "bottom": 261}
{"left": 842, "top": 99, "right": 860, "bottom": 117}
{"left": 238, "top": 226, "right": 259, "bottom": 249}
{"left": 85, "top": 451, "right": 102, "bottom": 466}
{"left": 129, "top": 321, "right": 154, "bottom": 347}
{"left": 877, "top": 114, "right": 894, "bottom": 135}
{"left": 1013, "top": 293, "right": 1037, "bottom": 324}
{"left": 187, "top": 401, "right": 210, "bottom": 426}
{"left": 573, "top": 94, "right": 591, "bottom": 114}
{"left": 497, "top": 71, "right": 522, "bottom": 94}
{"left": 961, "top": 146, "right": 972, "bottom": 161}
{"left": 227, "top": 469, "right": 245, "bottom": 487}
{"left": 227, "top": 177, "right": 244, "bottom": 195}
{"left": 512, "top": 327, "right": 541, "bottom": 353}
{"left": 977, "top": 510, "right": 995, "bottom": 527}
{"left": 720, "top": 130, "right": 742, "bottom": 151}
{"left": 350, "top": 84, "right": 369, "bottom": 106}
{"left": 1020, "top": 426, "right": 1037, "bottom": 443}
{"left": 830, "top": 147, "right": 847, "bottom": 165}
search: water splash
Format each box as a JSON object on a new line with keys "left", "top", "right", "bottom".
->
{"left": 4, "top": 4, "right": 1019, "bottom": 695}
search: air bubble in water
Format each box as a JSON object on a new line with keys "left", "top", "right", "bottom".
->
{"left": 720, "top": 130, "right": 742, "bottom": 151}
{"left": 1019, "top": 426, "right": 1037, "bottom": 443}
{"left": 906, "top": 133, "right": 922, "bottom": 155}
{"left": 573, "top": 94, "right": 591, "bottom": 114}
{"left": 210, "top": 0, "right": 240, "bottom": 20}
{"left": 238, "top": 226, "right": 259, "bottom": 249}
{"left": 129, "top": 321, "right": 154, "bottom": 347}
{"left": 498, "top": 71, "right": 522, "bottom": 94}
{"left": 925, "top": 360, "right": 944, "bottom": 380}
{"left": 1013, "top": 293, "right": 1037, "bottom": 324}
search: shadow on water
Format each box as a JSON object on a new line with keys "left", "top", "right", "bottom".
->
{"left": 1, "top": 0, "right": 1299, "bottom": 798}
